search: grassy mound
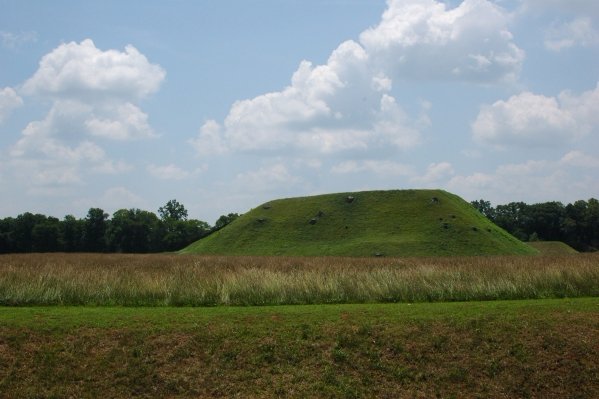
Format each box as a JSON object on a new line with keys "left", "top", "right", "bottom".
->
{"left": 528, "top": 241, "right": 578, "bottom": 255}
{"left": 182, "top": 189, "right": 537, "bottom": 257}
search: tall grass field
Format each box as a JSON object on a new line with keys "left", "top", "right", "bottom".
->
{"left": 1, "top": 253, "right": 598, "bottom": 306}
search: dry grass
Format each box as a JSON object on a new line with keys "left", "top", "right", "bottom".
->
{"left": 1, "top": 253, "right": 598, "bottom": 306}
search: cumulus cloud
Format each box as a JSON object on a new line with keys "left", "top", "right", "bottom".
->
{"left": 233, "top": 163, "right": 302, "bottom": 193}
{"left": 98, "top": 187, "right": 147, "bottom": 213}
{"left": 330, "top": 160, "right": 459, "bottom": 190}
{"left": 147, "top": 164, "right": 192, "bottom": 180}
{"left": 19, "top": 39, "right": 163, "bottom": 141}
{"left": 410, "top": 162, "right": 455, "bottom": 185}
{"left": 545, "top": 17, "right": 599, "bottom": 51}
{"left": 560, "top": 150, "right": 599, "bottom": 169}
{"left": 331, "top": 160, "right": 414, "bottom": 176}
{"left": 84, "top": 102, "right": 156, "bottom": 140}
{"left": 189, "top": 120, "right": 229, "bottom": 156}
{"left": 193, "top": 41, "right": 420, "bottom": 155}
{"left": 191, "top": 0, "right": 522, "bottom": 158}
{"left": 0, "top": 87, "right": 23, "bottom": 123}
{"left": 360, "top": 0, "right": 524, "bottom": 82}
{"left": 9, "top": 136, "right": 130, "bottom": 188}
{"left": 22, "top": 39, "right": 164, "bottom": 100}
{"left": 448, "top": 152, "right": 599, "bottom": 204}
{"left": 16, "top": 100, "right": 156, "bottom": 142}
{"left": 472, "top": 83, "right": 599, "bottom": 147}
{"left": 8, "top": 39, "right": 164, "bottom": 190}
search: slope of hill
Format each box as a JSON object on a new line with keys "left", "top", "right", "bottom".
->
{"left": 181, "top": 189, "right": 538, "bottom": 257}
{"left": 528, "top": 241, "right": 578, "bottom": 255}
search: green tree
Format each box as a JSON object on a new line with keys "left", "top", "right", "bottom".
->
{"left": 158, "top": 199, "right": 188, "bottom": 222}
{"left": 527, "top": 202, "right": 565, "bottom": 241}
{"left": 156, "top": 200, "right": 210, "bottom": 251}
{"left": 587, "top": 198, "right": 599, "bottom": 250}
{"left": 83, "top": 208, "right": 108, "bottom": 252}
{"left": 214, "top": 213, "right": 240, "bottom": 230}
{"left": 31, "top": 216, "right": 61, "bottom": 252}
{"left": 61, "top": 215, "right": 84, "bottom": 252}
{"left": 563, "top": 199, "right": 599, "bottom": 251}
{"left": 12, "top": 213, "right": 47, "bottom": 252}
{"left": 0, "top": 217, "right": 16, "bottom": 253}
{"left": 494, "top": 202, "right": 530, "bottom": 241}
{"left": 470, "top": 199, "right": 495, "bottom": 221}
{"left": 159, "top": 219, "right": 211, "bottom": 251}
{"left": 107, "top": 209, "right": 160, "bottom": 253}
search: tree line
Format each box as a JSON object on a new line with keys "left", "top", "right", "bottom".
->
{"left": 471, "top": 198, "right": 599, "bottom": 252}
{"left": 2, "top": 197, "right": 597, "bottom": 254}
{"left": 0, "top": 200, "right": 239, "bottom": 254}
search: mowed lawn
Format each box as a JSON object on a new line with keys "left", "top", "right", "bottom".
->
{"left": 1, "top": 298, "right": 599, "bottom": 398}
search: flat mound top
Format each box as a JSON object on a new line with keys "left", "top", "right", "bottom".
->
{"left": 528, "top": 241, "right": 578, "bottom": 255}
{"left": 182, "top": 189, "right": 537, "bottom": 257}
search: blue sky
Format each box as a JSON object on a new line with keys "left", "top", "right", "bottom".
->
{"left": 1, "top": 0, "right": 598, "bottom": 224}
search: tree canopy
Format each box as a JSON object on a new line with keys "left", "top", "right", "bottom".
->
{"left": 471, "top": 198, "right": 599, "bottom": 252}
{"left": 0, "top": 200, "right": 212, "bottom": 254}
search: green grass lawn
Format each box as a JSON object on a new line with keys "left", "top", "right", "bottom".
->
{"left": 1, "top": 298, "right": 598, "bottom": 398}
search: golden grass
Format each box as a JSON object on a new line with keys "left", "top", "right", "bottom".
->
{"left": 1, "top": 252, "right": 598, "bottom": 306}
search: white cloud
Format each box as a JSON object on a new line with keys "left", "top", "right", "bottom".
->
{"left": 331, "top": 160, "right": 414, "bottom": 176}
{"left": 6, "top": 39, "right": 163, "bottom": 191}
{"left": 231, "top": 163, "right": 303, "bottom": 196}
{"left": 9, "top": 136, "right": 130, "bottom": 189}
{"left": 16, "top": 100, "right": 156, "bottom": 142}
{"left": 99, "top": 187, "right": 147, "bottom": 212}
{"left": 448, "top": 153, "right": 599, "bottom": 204}
{"left": 0, "top": 87, "right": 23, "bottom": 123}
{"left": 360, "top": 0, "right": 524, "bottom": 82}
{"left": 545, "top": 17, "right": 599, "bottom": 51}
{"left": 189, "top": 120, "right": 229, "bottom": 156}
{"left": 92, "top": 160, "right": 132, "bottom": 175}
{"left": 558, "top": 83, "right": 599, "bottom": 131}
{"left": 560, "top": 151, "right": 599, "bottom": 169}
{"left": 293, "top": 158, "right": 323, "bottom": 170}
{"left": 71, "top": 187, "right": 147, "bottom": 216}
{"left": 472, "top": 83, "right": 599, "bottom": 147}
{"left": 11, "top": 137, "right": 103, "bottom": 162}
{"left": 410, "top": 162, "right": 455, "bottom": 185}
{"left": 19, "top": 39, "right": 163, "bottom": 141}
{"left": 11, "top": 159, "right": 83, "bottom": 187}
{"left": 191, "top": 0, "right": 522, "bottom": 158}
{"left": 192, "top": 40, "right": 423, "bottom": 156}
{"left": 147, "top": 164, "right": 191, "bottom": 180}
{"left": 22, "top": 39, "right": 164, "bottom": 100}
{"left": 0, "top": 30, "right": 37, "bottom": 49}
{"left": 84, "top": 102, "right": 156, "bottom": 140}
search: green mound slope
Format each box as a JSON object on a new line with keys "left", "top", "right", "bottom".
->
{"left": 182, "top": 189, "right": 538, "bottom": 257}
{"left": 528, "top": 241, "right": 578, "bottom": 255}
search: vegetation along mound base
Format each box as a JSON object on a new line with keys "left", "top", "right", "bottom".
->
{"left": 182, "top": 189, "right": 537, "bottom": 257}
{"left": 528, "top": 241, "right": 578, "bottom": 255}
